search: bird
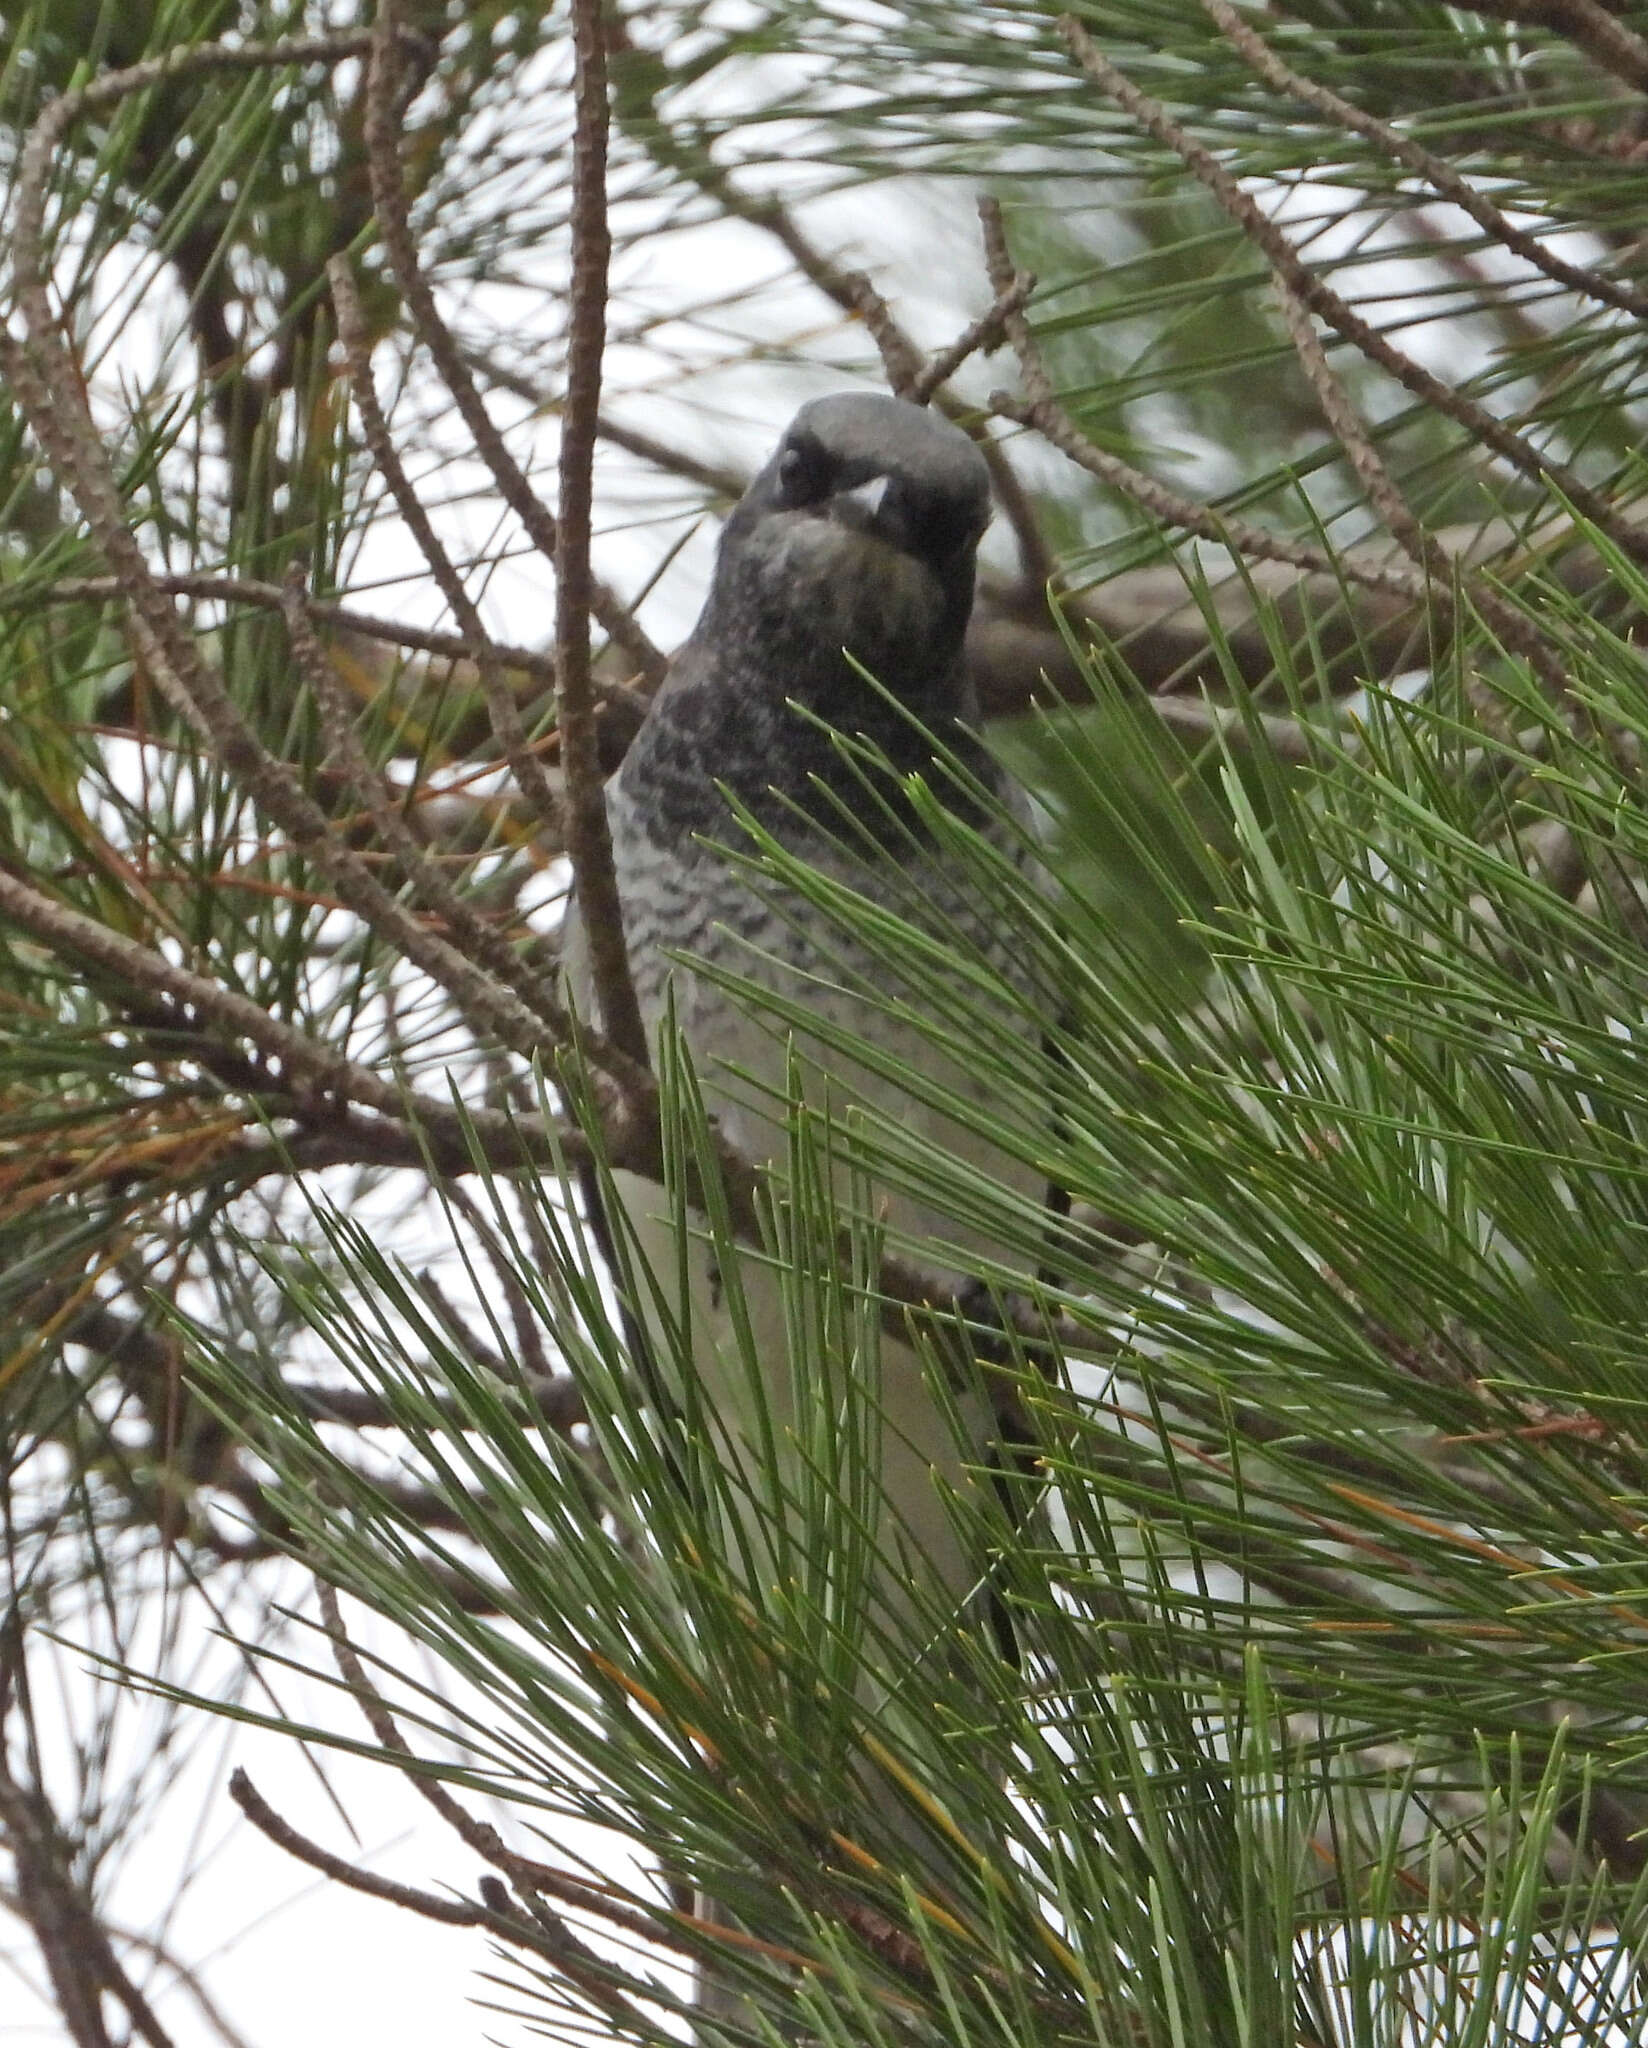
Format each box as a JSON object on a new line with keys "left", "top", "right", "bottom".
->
{"left": 561, "top": 391, "right": 1045, "bottom": 1988}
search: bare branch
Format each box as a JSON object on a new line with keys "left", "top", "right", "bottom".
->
{"left": 312, "top": 1584, "right": 679, "bottom": 1959}
{"left": 910, "top": 267, "right": 1038, "bottom": 408}
{"left": 228, "top": 1768, "right": 487, "bottom": 1926}
{"left": 977, "top": 200, "right": 1429, "bottom": 609}
{"left": 555, "top": 0, "right": 650, "bottom": 1066}
{"left": 324, "top": 255, "right": 564, "bottom": 845}
{"left": 0, "top": 1744, "right": 175, "bottom": 2048}
{"left": 1056, "top": 15, "right": 1648, "bottom": 570}
{"left": 363, "top": 0, "right": 665, "bottom": 693}
{"left": 1266, "top": 278, "right": 1568, "bottom": 724}
{"left": 1203, "top": 0, "right": 1648, "bottom": 324}
{"left": 0, "top": 571, "right": 648, "bottom": 761}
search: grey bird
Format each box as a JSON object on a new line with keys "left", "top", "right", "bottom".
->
{"left": 562, "top": 391, "right": 1043, "bottom": 1942}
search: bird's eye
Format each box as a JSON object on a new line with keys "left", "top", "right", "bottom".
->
{"left": 774, "top": 439, "right": 829, "bottom": 509}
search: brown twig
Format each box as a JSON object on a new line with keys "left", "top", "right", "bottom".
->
{"left": 311, "top": 1585, "right": 687, "bottom": 1958}
{"left": 324, "top": 255, "right": 563, "bottom": 844}
{"left": 441, "top": 1182, "right": 554, "bottom": 1383}
{"left": 0, "top": 863, "right": 585, "bottom": 1172}
{"left": 1056, "top": 16, "right": 1648, "bottom": 570}
{"left": 910, "top": 268, "right": 1039, "bottom": 408}
{"left": 837, "top": 263, "right": 1055, "bottom": 589}
{"left": 554, "top": 0, "right": 649, "bottom": 1066}
{"left": 977, "top": 200, "right": 1430, "bottom": 609}
{"left": 1268, "top": 277, "right": 1571, "bottom": 709}
{"left": 460, "top": 344, "right": 751, "bottom": 506}
{"left": 0, "top": 1749, "right": 175, "bottom": 2048}
{"left": 280, "top": 566, "right": 571, "bottom": 1033}
{"left": 0, "top": 571, "right": 566, "bottom": 687}
{"left": 845, "top": 271, "right": 929, "bottom": 397}
{"left": 592, "top": 413, "right": 749, "bottom": 506}
{"left": 1, "top": 570, "right": 646, "bottom": 771}
{"left": 1202, "top": 0, "right": 1648, "bottom": 324}
{"left": 362, "top": 0, "right": 665, "bottom": 694}
{"left": 228, "top": 1767, "right": 489, "bottom": 1925}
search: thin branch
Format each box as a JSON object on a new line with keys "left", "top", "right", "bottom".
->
{"left": 362, "top": 0, "right": 665, "bottom": 693}
{"left": 555, "top": 0, "right": 649, "bottom": 1066}
{"left": 462, "top": 348, "right": 749, "bottom": 512}
{"left": 910, "top": 267, "right": 1038, "bottom": 408}
{"left": 227, "top": 1768, "right": 486, "bottom": 1926}
{"left": 0, "top": 1749, "right": 175, "bottom": 2048}
{"left": 4, "top": 39, "right": 572, "bottom": 1066}
{"left": 977, "top": 199, "right": 1429, "bottom": 608}
{"left": 235, "top": 1741, "right": 668, "bottom": 2031}
{"left": 93, "top": 1928, "right": 257, "bottom": 2048}
{"left": 0, "top": 571, "right": 561, "bottom": 684}
{"left": 1202, "top": 0, "right": 1648, "bottom": 324}
{"left": 1269, "top": 276, "right": 1571, "bottom": 707}
{"left": 844, "top": 270, "right": 928, "bottom": 397}
{"left": 324, "top": 256, "right": 563, "bottom": 844}
{"left": 0, "top": 864, "right": 586, "bottom": 1171}
{"left": 311, "top": 1585, "right": 680, "bottom": 1958}
{"left": 1056, "top": 16, "right": 1648, "bottom": 569}
{"left": 281, "top": 566, "right": 573, "bottom": 1036}
{"left": 591, "top": 413, "right": 748, "bottom": 506}
{"left": 837, "top": 263, "right": 1055, "bottom": 589}
{"left": 3, "top": 31, "right": 659, "bottom": 1108}
{"left": 441, "top": 1183, "right": 553, "bottom": 1383}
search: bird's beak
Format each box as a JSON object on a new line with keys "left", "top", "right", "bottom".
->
{"left": 826, "top": 472, "right": 913, "bottom": 554}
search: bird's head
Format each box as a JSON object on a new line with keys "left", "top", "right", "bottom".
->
{"left": 707, "top": 393, "right": 992, "bottom": 709}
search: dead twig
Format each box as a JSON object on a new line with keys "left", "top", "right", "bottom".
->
{"left": 363, "top": 0, "right": 665, "bottom": 693}
{"left": 977, "top": 199, "right": 1429, "bottom": 609}
{"left": 1056, "top": 16, "right": 1648, "bottom": 571}
{"left": 324, "top": 255, "right": 563, "bottom": 846}
{"left": 312, "top": 1586, "right": 688, "bottom": 1957}
{"left": 1203, "top": 0, "right": 1648, "bottom": 324}
{"left": 838, "top": 262, "right": 1056, "bottom": 589}
{"left": 228, "top": 1767, "right": 490, "bottom": 1926}
{"left": 554, "top": 0, "right": 650, "bottom": 1065}
{"left": 910, "top": 268, "right": 1038, "bottom": 408}
{"left": 280, "top": 566, "right": 571, "bottom": 1034}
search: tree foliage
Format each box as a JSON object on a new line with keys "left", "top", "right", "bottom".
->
{"left": 2, "top": 0, "right": 1648, "bottom": 2042}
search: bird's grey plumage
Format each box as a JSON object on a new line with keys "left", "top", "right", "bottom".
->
{"left": 562, "top": 396, "right": 1043, "bottom": 1913}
